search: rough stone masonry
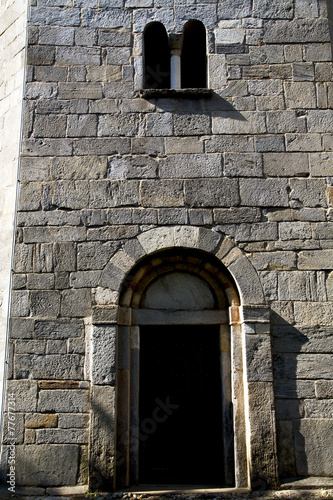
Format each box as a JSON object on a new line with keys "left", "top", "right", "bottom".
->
{"left": 0, "top": 0, "right": 332, "bottom": 492}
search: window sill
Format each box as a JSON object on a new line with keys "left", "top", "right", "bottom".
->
{"left": 138, "top": 88, "right": 213, "bottom": 99}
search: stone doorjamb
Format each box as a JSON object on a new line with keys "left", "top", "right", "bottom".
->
{"left": 87, "top": 226, "right": 279, "bottom": 490}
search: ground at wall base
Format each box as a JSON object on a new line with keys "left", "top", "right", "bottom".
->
{"left": 1, "top": 486, "right": 333, "bottom": 500}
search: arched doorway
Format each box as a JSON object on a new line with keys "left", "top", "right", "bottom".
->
{"left": 116, "top": 248, "right": 241, "bottom": 488}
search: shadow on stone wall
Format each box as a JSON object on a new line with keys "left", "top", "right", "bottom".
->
{"left": 272, "top": 310, "right": 310, "bottom": 480}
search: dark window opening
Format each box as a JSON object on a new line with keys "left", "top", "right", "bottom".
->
{"left": 181, "top": 20, "right": 207, "bottom": 89}
{"left": 144, "top": 22, "right": 170, "bottom": 89}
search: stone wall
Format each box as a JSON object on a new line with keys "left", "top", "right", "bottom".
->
{"left": 1, "top": 0, "right": 333, "bottom": 489}
{"left": 0, "top": 0, "right": 28, "bottom": 426}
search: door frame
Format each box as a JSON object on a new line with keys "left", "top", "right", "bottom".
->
{"left": 87, "top": 227, "right": 279, "bottom": 491}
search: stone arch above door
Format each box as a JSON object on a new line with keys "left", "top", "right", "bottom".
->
{"left": 97, "top": 225, "right": 265, "bottom": 306}
{"left": 88, "top": 226, "right": 278, "bottom": 491}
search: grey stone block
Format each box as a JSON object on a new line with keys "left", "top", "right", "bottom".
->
{"left": 82, "top": 8, "right": 131, "bottom": 28}
{"left": 304, "top": 43, "right": 333, "bottom": 62}
{"left": 276, "top": 420, "right": 296, "bottom": 478}
{"left": 39, "top": 26, "right": 74, "bottom": 45}
{"left": 273, "top": 325, "right": 333, "bottom": 353}
{"left": 253, "top": 0, "right": 293, "bottom": 18}
{"left": 289, "top": 179, "right": 327, "bottom": 208}
{"left": 205, "top": 135, "right": 254, "bottom": 153}
{"left": 225, "top": 153, "right": 263, "bottom": 177}
{"left": 263, "top": 19, "right": 331, "bottom": 44}
{"left": 22, "top": 139, "right": 72, "bottom": 157}
{"left": 89, "top": 180, "right": 139, "bottom": 208}
{"left": 267, "top": 111, "right": 306, "bottom": 134}
{"left": 212, "top": 111, "right": 266, "bottom": 134}
{"left": 36, "top": 429, "right": 88, "bottom": 444}
{"left": 98, "top": 113, "right": 139, "bottom": 137}
{"left": 27, "top": 46, "right": 55, "bottom": 66}
{"left": 35, "top": 320, "right": 83, "bottom": 339}
{"left": 255, "top": 136, "right": 285, "bottom": 153}
{"left": 19, "top": 157, "right": 50, "bottom": 182}
{"left": 307, "top": 110, "right": 333, "bottom": 133}
{"left": 30, "top": 6, "right": 80, "bottom": 26}
{"left": 53, "top": 181, "right": 89, "bottom": 210}
{"left": 34, "top": 66, "right": 68, "bottom": 82}
{"left": 5, "top": 381, "right": 38, "bottom": 412}
{"left": 15, "top": 444, "right": 79, "bottom": 486}
{"left": 107, "top": 208, "right": 133, "bottom": 223}
{"left": 185, "top": 179, "right": 239, "bottom": 207}
{"left": 240, "top": 179, "right": 289, "bottom": 207}
{"left": 98, "top": 30, "right": 131, "bottom": 47}
{"left": 133, "top": 8, "right": 174, "bottom": 32}
{"left": 91, "top": 326, "right": 116, "bottom": 384}
{"left": 32, "top": 244, "right": 53, "bottom": 273}
{"left": 292, "top": 63, "right": 315, "bottom": 81}
{"left": 279, "top": 222, "right": 312, "bottom": 241}
{"left": 29, "top": 290, "right": 60, "bottom": 318}
{"left": 275, "top": 400, "right": 304, "bottom": 420}
{"left": 58, "top": 414, "right": 89, "bottom": 429}
{"left": 295, "top": 420, "right": 333, "bottom": 476}
{"left": 278, "top": 271, "right": 327, "bottom": 301}
{"left": 46, "top": 340, "right": 67, "bottom": 354}
{"left": 285, "top": 82, "right": 316, "bottom": 108}
{"left": 14, "top": 354, "right": 83, "bottom": 380}
{"left": 173, "top": 114, "right": 210, "bottom": 136}
{"left": 214, "top": 207, "right": 261, "bottom": 223}
{"left": 158, "top": 208, "right": 188, "bottom": 225}
{"left": 275, "top": 380, "right": 315, "bottom": 399}
{"left": 175, "top": 5, "right": 216, "bottom": 30}
{"left": 74, "top": 138, "right": 130, "bottom": 155}
{"left": 294, "top": 302, "right": 333, "bottom": 327}
{"left": 286, "top": 133, "right": 322, "bottom": 152}
{"left": 315, "top": 62, "right": 333, "bottom": 82}
{"left": 315, "top": 381, "right": 333, "bottom": 399}
{"left": 61, "top": 289, "right": 91, "bottom": 317}
{"left": 11, "top": 291, "right": 29, "bottom": 317}
{"left": 87, "top": 225, "right": 139, "bottom": 241}
{"left": 218, "top": 0, "right": 251, "bottom": 19}
{"left": 9, "top": 318, "right": 34, "bottom": 339}
{"left": 108, "top": 155, "right": 158, "bottom": 180}
{"left": 74, "top": 27, "right": 98, "bottom": 46}
{"left": 99, "top": 262, "right": 126, "bottom": 290}
{"left": 24, "top": 227, "right": 86, "bottom": 243}
{"left": 59, "top": 83, "right": 103, "bottom": 100}
{"left": 248, "top": 79, "right": 283, "bottom": 96}
{"left": 132, "top": 137, "right": 165, "bottom": 155}
{"left": 160, "top": 154, "right": 222, "bottom": 178}
{"left": 67, "top": 115, "right": 98, "bottom": 137}
{"left": 285, "top": 353, "right": 333, "bottom": 380}
{"left": 246, "top": 335, "right": 273, "bottom": 382}
{"left": 27, "top": 274, "right": 55, "bottom": 290}
{"left": 145, "top": 113, "right": 173, "bottom": 137}
{"left": 18, "top": 182, "right": 41, "bottom": 211}
{"left": 250, "top": 251, "right": 296, "bottom": 271}
{"left": 54, "top": 243, "right": 75, "bottom": 274}
{"left": 106, "top": 47, "right": 130, "bottom": 65}
{"left": 70, "top": 271, "right": 101, "bottom": 288}
{"left": 52, "top": 157, "right": 107, "bottom": 181}
{"left": 89, "top": 386, "right": 115, "bottom": 486}
{"left": 77, "top": 241, "right": 118, "bottom": 270}
{"left": 140, "top": 180, "right": 184, "bottom": 207}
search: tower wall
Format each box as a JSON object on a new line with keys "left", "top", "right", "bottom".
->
{"left": 0, "top": 0, "right": 332, "bottom": 490}
{"left": 0, "top": 0, "right": 28, "bottom": 424}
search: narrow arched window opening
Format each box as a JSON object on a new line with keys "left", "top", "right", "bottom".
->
{"left": 144, "top": 22, "right": 170, "bottom": 89}
{"left": 181, "top": 20, "right": 207, "bottom": 89}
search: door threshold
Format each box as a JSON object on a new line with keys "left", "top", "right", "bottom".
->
{"left": 124, "top": 485, "right": 249, "bottom": 495}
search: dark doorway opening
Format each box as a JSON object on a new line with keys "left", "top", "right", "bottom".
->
{"left": 139, "top": 325, "right": 224, "bottom": 485}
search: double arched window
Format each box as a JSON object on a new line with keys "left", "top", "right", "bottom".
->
{"left": 144, "top": 20, "right": 207, "bottom": 90}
